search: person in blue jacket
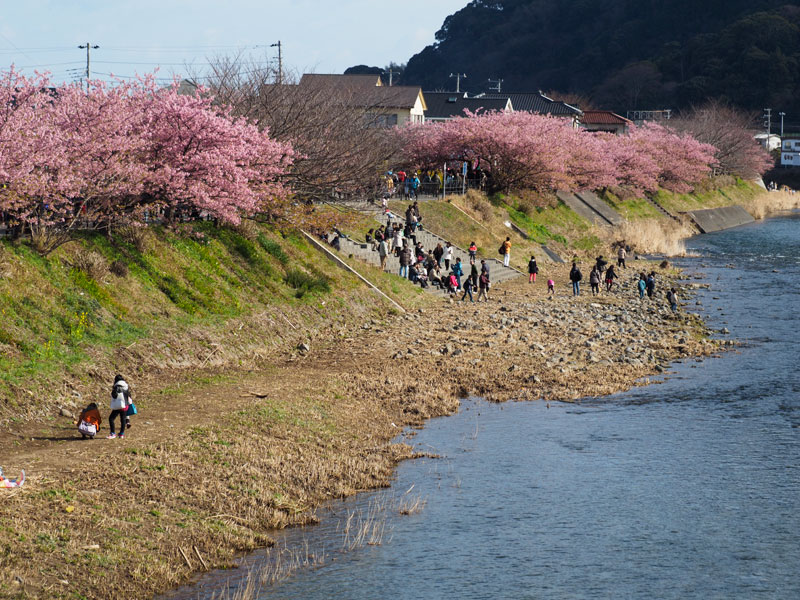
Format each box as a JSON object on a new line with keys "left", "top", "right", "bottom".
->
{"left": 452, "top": 257, "right": 463, "bottom": 289}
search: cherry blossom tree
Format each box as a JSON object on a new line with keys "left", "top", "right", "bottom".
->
{"left": 399, "top": 110, "right": 717, "bottom": 196}
{"left": 0, "top": 69, "right": 294, "bottom": 253}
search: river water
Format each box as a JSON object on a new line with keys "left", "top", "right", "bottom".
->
{"left": 167, "top": 212, "right": 800, "bottom": 600}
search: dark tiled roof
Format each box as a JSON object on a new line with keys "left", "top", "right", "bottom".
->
{"left": 477, "top": 92, "right": 582, "bottom": 116}
{"left": 298, "top": 74, "right": 424, "bottom": 109}
{"left": 299, "top": 73, "right": 382, "bottom": 89}
{"left": 424, "top": 92, "right": 510, "bottom": 119}
{"left": 581, "top": 110, "right": 631, "bottom": 125}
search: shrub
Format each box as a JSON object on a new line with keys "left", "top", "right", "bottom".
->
{"left": 257, "top": 234, "right": 289, "bottom": 264}
{"left": 70, "top": 249, "right": 108, "bottom": 280}
{"left": 284, "top": 269, "right": 330, "bottom": 298}
{"left": 109, "top": 259, "right": 129, "bottom": 278}
{"left": 117, "top": 225, "right": 152, "bottom": 253}
{"left": 465, "top": 189, "right": 494, "bottom": 221}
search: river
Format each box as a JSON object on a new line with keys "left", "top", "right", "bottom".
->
{"left": 165, "top": 212, "right": 800, "bottom": 599}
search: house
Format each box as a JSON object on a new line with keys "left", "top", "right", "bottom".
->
{"left": 580, "top": 110, "right": 632, "bottom": 135}
{"left": 298, "top": 74, "right": 426, "bottom": 126}
{"left": 476, "top": 91, "right": 582, "bottom": 126}
{"left": 423, "top": 92, "right": 512, "bottom": 121}
{"left": 626, "top": 109, "right": 672, "bottom": 126}
{"left": 780, "top": 137, "right": 800, "bottom": 166}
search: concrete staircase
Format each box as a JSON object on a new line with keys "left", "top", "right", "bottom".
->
{"left": 556, "top": 190, "right": 623, "bottom": 227}
{"left": 643, "top": 195, "right": 683, "bottom": 224}
{"left": 329, "top": 212, "right": 523, "bottom": 296}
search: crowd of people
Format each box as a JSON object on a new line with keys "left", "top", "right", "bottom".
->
{"left": 381, "top": 166, "right": 489, "bottom": 200}
{"left": 337, "top": 201, "right": 680, "bottom": 313}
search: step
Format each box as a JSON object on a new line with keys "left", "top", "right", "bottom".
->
{"left": 574, "top": 191, "right": 624, "bottom": 226}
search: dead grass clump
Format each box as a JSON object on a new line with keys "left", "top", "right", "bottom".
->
{"left": 70, "top": 248, "right": 109, "bottom": 279}
{"left": 117, "top": 224, "right": 153, "bottom": 253}
{"left": 743, "top": 190, "right": 800, "bottom": 219}
{"left": 234, "top": 218, "right": 260, "bottom": 241}
{"left": 110, "top": 259, "right": 129, "bottom": 277}
{"left": 517, "top": 189, "right": 558, "bottom": 212}
{"left": 465, "top": 189, "right": 494, "bottom": 221}
{"left": 610, "top": 218, "right": 694, "bottom": 257}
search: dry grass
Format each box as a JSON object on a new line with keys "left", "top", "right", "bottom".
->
{"left": 607, "top": 218, "right": 696, "bottom": 257}
{"left": 68, "top": 247, "right": 109, "bottom": 279}
{"left": 742, "top": 190, "right": 800, "bottom": 219}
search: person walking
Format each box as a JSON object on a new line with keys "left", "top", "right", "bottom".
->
{"left": 108, "top": 374, "right": 131, "bottom": 439}
{"left": 667, "top": 288, "right": 679, "bottom": 313}
{"left": 589, "top": 267, "right": 601, "bottom": 296}
{"left": 461, "top": 273, "right": 474, "bottom": 302}
{"left": 527, "top": 255, "right": 538, "bottom": 283}
{"left": 502, "top": 237, "right": 511, "bottom": 268}
{"left": 604, "top": 264, "right": 618, "bottom": 292}
{"left": 570, "top": 262, "right": 583, "bottom": 296}
{"left": 452, "top": 257, "right": 464, "bottom": 289}
{"left": 477, "top": 268, "right": 490, "bottom": 302}
{"left": 646, "top": 272, "right": 656, "bottom": 299}
{"left": 637, "top": 273, "right": 647, "bottom": 300}
{"left": 617, "top": 246, "right": 627, "bottom": 268}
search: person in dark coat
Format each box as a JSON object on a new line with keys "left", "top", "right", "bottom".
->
{"left": 528, "top": 255, "right": 539, "bottom": 283}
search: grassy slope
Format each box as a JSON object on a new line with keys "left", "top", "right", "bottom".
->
{"left": 0, "top": 221, "right": 425, "bottom": 422}
{"left": 369, "top": 180, "right": 767, "bottom": 263}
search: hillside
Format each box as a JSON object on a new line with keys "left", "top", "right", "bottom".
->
{"left": 399, "top": 0, "right": 800, "bottom": 118}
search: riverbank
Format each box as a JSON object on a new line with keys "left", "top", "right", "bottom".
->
{"left": 0, "top": 259, "right": 721, "bottom": 599}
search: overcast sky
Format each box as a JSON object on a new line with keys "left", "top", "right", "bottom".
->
{"left": 0, "top": 0, "right": 468, "bottom": 84}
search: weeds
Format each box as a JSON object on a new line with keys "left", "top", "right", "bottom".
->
{"left": 284, "top": 269, "right": 330, "bottom": 298}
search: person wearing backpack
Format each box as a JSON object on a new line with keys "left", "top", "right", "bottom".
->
{"left": 468, "top": 242, "right": 477, "bottom": 261}
{"left": 501, "top": 237, "right": 511, "bottom": 267}
{"left": 108, "top": 374, "right": 131, "bottom": 439}
{"left": 569, "top": 262, "right": 583, "bottom": 296}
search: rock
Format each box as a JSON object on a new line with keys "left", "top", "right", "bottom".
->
{"left": 451, "top": 349, "right": 463, "bottom": 357}
{"left": 59, "top": 408, "right": 73, "bottom": 418}
{"left": 508, "top": 364, "right": 519, "bottom": 372}
{"left": 297, "top": 342, "right": 310, "bottom": 353}
{"left": 720, "top": 328, "right": 730, "bottom": 335}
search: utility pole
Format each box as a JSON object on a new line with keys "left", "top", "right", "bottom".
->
{"left": 762, "top": 108, "right": 773, "bottom": 150}
{"left": 488, "top": 78, "right": 503, "bottom": 93}
{"left": 384, "top": 69, "right": 399, "bottom": 86}
{"left": 270, "top": 41, "right": 282, "bottom": 84}
{"left": 779, "top": 112, "right": 786, "bottom": 138}
{"left": 449, "top": 72, "right": 466, "bottom": 93}
{"left": 77, "top": 42, "right": 99, "bottom": 89}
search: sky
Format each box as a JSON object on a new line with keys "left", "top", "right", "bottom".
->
{"left": 0, "top": 0, "right": 468, "bottom": 84}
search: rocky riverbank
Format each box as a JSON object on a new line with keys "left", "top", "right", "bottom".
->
{"left": 0, "top": 261, "right": 723, "bottom": 599}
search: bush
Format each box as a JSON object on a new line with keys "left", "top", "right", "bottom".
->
{"left": 109, "top": 259, "right": 129, "bottom": 278}
{"left": 284, "top": 269, "right": 330, "bottom": 298}
{"left": 257, "top": 234, "right": 289, "bottom": 264}
{"left": 70, "top": 249, "right": 108, "bottom": 280}
{"left": 465, "top": 189, "right": 494, "bottom": 221}
{"left": 117, "top": 225, "right": 152, "bottom": 253}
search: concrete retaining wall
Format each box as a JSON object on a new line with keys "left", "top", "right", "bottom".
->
{"left": 684, "top": 205, "right": 755, "bottom": 234}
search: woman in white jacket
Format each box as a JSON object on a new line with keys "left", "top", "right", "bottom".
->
{"left": 108, "top": 374, "right": 130, "bottom": 439}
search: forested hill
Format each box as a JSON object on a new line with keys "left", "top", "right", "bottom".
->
{"left": 399, "top": 0, "right": 800, "bottom": 115}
